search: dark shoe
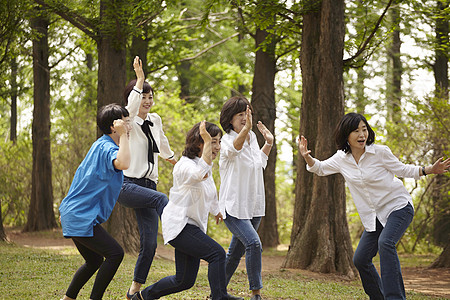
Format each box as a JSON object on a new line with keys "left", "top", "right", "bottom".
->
{"left": 226, "top": 294, "right": 244, "bottom": 300}
{"left": 126, "top": 289, "right": 133, "bottom": 300}
{"left": 131, "top": 291, "right": 144, "bottom": 300}
{"left": 250, "top": 295, "right": 262, "bottom": 300}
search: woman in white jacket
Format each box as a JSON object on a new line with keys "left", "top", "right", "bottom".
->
{"left": 299, "top": 112, "right": 450, "bottom": 300}
{"left": 131, "top": 121, "right": 242, "bottom": 300}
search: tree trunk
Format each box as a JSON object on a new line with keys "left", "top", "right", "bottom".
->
{"left": 24, "top": 8, "right": 57, "bottom": 232}
{"left": 283, "top": 0, "right": 355, "bottom": 277}
{"left": 387, "top": 5, "right": 402, "bottom": 124}
{"left": 430, "top": 242, "right": 450, "bottom": 268}
{"left": 430, "top": 0, "right": 449, "bottom": 268}
{"left": 0, "top": 202, "right": 6, "bottom": 241}
{"left": 251, "top": 27, "right": 279, "bottom": 248}
{"left": 96, "top": 0, "right": 140, "bottom": 253}
{"left": 10, "top": 56, "right": 18, "bottom": 143}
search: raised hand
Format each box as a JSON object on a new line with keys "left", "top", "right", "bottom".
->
{"left": 257, "top": 121, "right": 274, "bottom": 145}
{"left": 133, "top": 56, "right": 144, "bottom": 80}
{"left": 430, "top": 157, "right": 450, "bottom": 174}
{"left": 298, "top": 135, "right": 311, "bottom": 158}
{"left": 244, "top": 105, "right": 253, "bottom": 131}
{"left": 113, "top": 119, "right": 128, "bottom": 136}
{"left": 199, "top": 120, "right": 212, "bottom": 144}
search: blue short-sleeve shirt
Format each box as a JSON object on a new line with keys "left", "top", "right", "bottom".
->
{"left": 59, "top": 135, "right": 123, "bottom": 237}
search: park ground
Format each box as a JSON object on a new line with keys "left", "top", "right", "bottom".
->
{"left": 2, "top": 227, "right": 449, "bottom": 299}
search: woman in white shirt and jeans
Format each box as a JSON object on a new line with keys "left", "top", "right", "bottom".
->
{"left": 219, "top": 96, "right": 274, "bottom": 300}
{"left": 131, "top": 121, "right": 243, "bottom": 300}
{"left": 299, "top": 112, "right": 450, "bottom": 300}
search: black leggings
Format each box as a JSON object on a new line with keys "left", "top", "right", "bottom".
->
{"left": 66, "top": 225, "right": 124, "bottom": 300}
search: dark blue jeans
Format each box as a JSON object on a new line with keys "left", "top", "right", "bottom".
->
{"left": 353, "top": 203, "right": 414, "bottom": 300}
{"left": 223, "top": 213, "right": 263, "bottom": 290}
{"left": 66, "top": 225, "right": 124, "bottom": 300}
{"left": 117, "top": 177, "right": 168, "bottom": 284}
{"left": 140, "top": 224, "right": 228, "bottom": 300}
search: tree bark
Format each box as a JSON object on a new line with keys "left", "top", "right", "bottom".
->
{"left": 387, "top": 5, "right": 402, "bottom": 124}
{"left": 282, "top": 0, "right": 356, "bottom": 277}
{"left": 430, "top": 0, "right": 449, "bottom": 268}
{"left": 10, "top": 56, "right": 18, "bottom": 143}
{"left": 251, "top": 27, "right": 279, "bottom": 248}
{"left": 24, "top": 8, "right": 57, "bottom": 232}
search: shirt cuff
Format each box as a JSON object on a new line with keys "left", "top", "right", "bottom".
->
{"left": 306, "top": 158, "right": 320, "bottom": 172}
{"left": 133, "top": 86, "right": 143, "bottom": 94}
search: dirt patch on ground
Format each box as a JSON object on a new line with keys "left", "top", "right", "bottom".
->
{"left": 4, "top": 228, "right": 450, "bottom": 298}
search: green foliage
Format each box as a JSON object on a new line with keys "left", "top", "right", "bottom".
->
{"left": 0, "top": 137, "right": 32, "bottom": 226}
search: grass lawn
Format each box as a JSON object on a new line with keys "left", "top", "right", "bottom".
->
{"left": 0, "top": 241, "right": 446, "bottom": 300}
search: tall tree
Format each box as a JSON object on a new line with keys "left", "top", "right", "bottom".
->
{"left": 24, "top": 7, "right": 57, "bottom": 232}
{"left": 282, "top": 0, "right": 355, "bottom": 276}
{"left": 251, "top": 24, "right": 279, "bottom": 247}
{"left": 386, "top": 4, "right": 402, "bottom": 125}
{"left": 430, "top": 0, "right": 449, "bottom": 268}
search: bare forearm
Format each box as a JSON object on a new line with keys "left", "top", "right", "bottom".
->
{"left": 233, "top": 127, "right": 250, "bottom": 151}
{"left": 114, "top": 134, "right": 131, "bottom": 170}
{"left": 201, "top": 141, "right": 212, "bottom": 165}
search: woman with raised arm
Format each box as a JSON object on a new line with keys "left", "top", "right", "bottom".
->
{"left": 60, "top": 104, "right": 131, "bottom": 300}
{"left": 299, "top": 112, "right": 450, "bottom": 300}
{"left": 117, "top": 56, "right": 176, "bottom": 299}
{"left": 131, "top": 121, "right": 243, "bottom": 300}
{"left": 219, "top": 96, "right": 274, "bottom": 300}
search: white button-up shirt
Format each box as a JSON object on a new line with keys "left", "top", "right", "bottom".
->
{"left": 124, "top": 88, "right": 174, "bottom": 182}
{"left": 307, "top": 144, "right": 420, "bottom": 232}
{"left": 162, "top": 156, "right": 220, "bottom": 244}
{"left": 219, "top": 130, "right": 268, "bottom": 219}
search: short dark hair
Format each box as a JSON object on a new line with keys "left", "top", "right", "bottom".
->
{"left": 97, "top": 104, "right": 129, "bottom": 134}
{"left": 219, "top": 96, "right": 254, "bottom": 133}
{"left": 123, "top": 79, "right": 154, "bottom": 105}
{"left": 334, "top": 112, "right": 375, "bottom": 153}
{"left": 183, "top": 122, "right": 222, "bottom": 159}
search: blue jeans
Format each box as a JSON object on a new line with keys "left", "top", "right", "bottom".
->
{"left": 117, "top": 177, "right": 168, "bottom": 284}
{"left": 140, "top": 224, "right": 228, "bottom": 300}
{"left": 353, "top": 203, "right": 414, "bottom": 300}
{"left": 224, "top": 213, "right": 263, "bottom": 290}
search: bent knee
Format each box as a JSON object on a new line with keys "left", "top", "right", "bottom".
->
{"left": 246, "top": 239, "right": 262, "bottom": 251}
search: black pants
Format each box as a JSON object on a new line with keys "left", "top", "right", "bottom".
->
{"left": 65, "top": 225, "right": 124, "bottom": 300}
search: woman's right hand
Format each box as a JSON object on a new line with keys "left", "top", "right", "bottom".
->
{"left": 299, "top": 135, "right": 311, "bottom": 158}
{"left": 133, "top": 56, "right": 145, "bottom": 80}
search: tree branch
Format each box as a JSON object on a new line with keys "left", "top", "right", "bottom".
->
{"left": 33, "top": 0, "right": 98, "bottom": 41}
{"left": 343, "top": 0, "right": 394, "bottom": 65}
{"left": 148, "top": 32, "right": 240, "bottom": 73}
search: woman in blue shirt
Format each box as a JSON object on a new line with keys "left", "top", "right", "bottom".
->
{"left": 59, "top": 104, "right": 131, "bottom": 300}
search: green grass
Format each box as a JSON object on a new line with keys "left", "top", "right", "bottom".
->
{"left": 0, "top": 241, "right": 446, "bottom": 300}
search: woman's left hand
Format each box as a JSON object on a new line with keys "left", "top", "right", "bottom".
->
{"left": 257, "top": 121, "right": 274, "bottom": 145}
{"left": 215, "top": 212, "right": 223, "bottom": 224}
{"left": 430, "top": 157, "right": 450, "bottom": 174}
{"left": 199, "top": 120, "right": 212, "bottom": 143}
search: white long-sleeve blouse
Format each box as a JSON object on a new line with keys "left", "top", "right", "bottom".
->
{"left": 124, "top": 87, "right": 174, "bottom": 182}
{"left": 307, "top": 144, "right": 421, "bottom": 232}
{"left": 219, "top": 130, "right": 268, "bottom": 219}
{"left": 161, "top": 156, "right": 220, "bottom": 244}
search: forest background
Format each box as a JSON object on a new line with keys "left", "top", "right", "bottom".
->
{"left": 0, "top": 0, "right": 449, "bottom": 279}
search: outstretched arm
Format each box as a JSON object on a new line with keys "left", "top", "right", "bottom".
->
{"left": 422, "top": 157, "right": 450, "bottom": 176}
{"left": 299, "top": 135, "right": 315, "bottom": 168}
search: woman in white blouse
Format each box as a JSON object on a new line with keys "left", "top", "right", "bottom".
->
{"left": 219, "top": 96, "right": 274, "bottom": 300}
{"left": 131, "top": 121, "right": 243, "bottom": 300}
{"left": 299, "top": 112, "right": 450, "bottom": 300}
{"left": 118, "top": 57, "right": 176, "bottom": 299}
